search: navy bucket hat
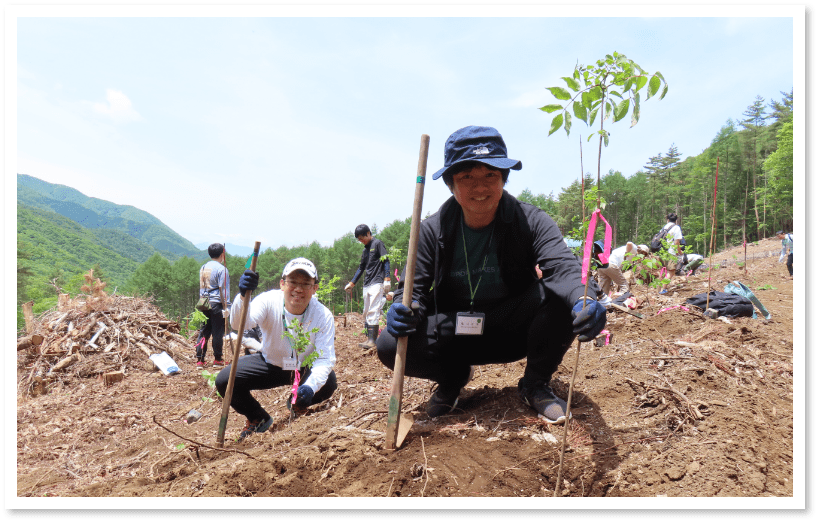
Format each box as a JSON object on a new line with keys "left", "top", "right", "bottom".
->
{"left": 432, "top": 126, "right": 522, "bottom": 180}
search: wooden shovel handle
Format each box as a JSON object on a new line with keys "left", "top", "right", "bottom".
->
{"left": 216, "top": 241, "right": 261, "bottom": 447}
{"left": 385, "top": 134, "right": 430, "bottom": 450}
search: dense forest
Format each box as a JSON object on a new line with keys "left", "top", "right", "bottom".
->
{"left": 16, "top": 91, "right": 793, "bottom": 332}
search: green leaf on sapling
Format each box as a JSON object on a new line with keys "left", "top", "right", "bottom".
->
{"left": 613, "top": 99, "right": 630, "bottom": 122}
{"left": 648, "top": 75, "right": 661, "bottom": 99}
{"left": 581, "top": 91, "right": 592, "bottom": 109}
{"left": 546, "top": 86, "right": 572, "bottom": 101}
{"left": 589, "top": 107, "right": 599, "bottom": 126}
{"left": 635, "top": 76, "right": 648, "bottom": 92}
{"left": 631, "top": 93, "right": 641, "bottom": 127}
{"left": 623, "top": 78, "right": 633, "bottom": 92}
{"left": 610, "top": 90, "right": 623, "bottom": 99}
{"left": 573, "top": 101, "right": 588, "bottom": 123}
{"left": 548, "top": 113, "right": 564, "bottom": 136}
{"left": 539, "top": 104, "right": 563, "bottom": 113}
{"left": 564, "top": 111, "right": 572, "bottom": 135}
{"left": 660, "top": 84, "right": 669, "bottom": 100}
{"left": 562, "top": 76, "right": 581, "bottom": 91}
{"left": 589, "top": 86, "right": 603, "bottom": 101}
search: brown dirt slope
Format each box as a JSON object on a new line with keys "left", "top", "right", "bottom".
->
{"left": 16, "top": 237, "right": 795, "bottom": 499}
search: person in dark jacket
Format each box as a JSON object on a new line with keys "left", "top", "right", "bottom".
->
{"left": 376, "top": 126, "right": 606, "bottom": 423}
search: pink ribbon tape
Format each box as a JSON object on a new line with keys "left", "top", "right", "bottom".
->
{"left": 581, "top": 209, "right": 613, "bottom": 284}
{"left": 291, "top": 369, "right": 301, "bottom": 404}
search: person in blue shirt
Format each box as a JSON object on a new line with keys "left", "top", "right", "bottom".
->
{"left": 776, "top": 230, "right": 793, "bottom": 277}
{"left": 195, "top": 243, "right": 231, "bottom": 368}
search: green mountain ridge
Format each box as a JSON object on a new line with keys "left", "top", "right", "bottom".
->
{"left": 17, "top": 204, "right": 142, "bottom": 288}
{"left": 17, "top": 174, "right": 206, "bottom": 261}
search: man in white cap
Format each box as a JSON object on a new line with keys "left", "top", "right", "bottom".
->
{"left": 216, "top": 257, "right": 337, "bottom": 441}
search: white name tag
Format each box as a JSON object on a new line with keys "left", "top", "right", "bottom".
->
{"left": 282, "top": 357, "right": 298, "bottom": 371}
{"left": 455, "top": 312, "right": 485, "bottom": 335}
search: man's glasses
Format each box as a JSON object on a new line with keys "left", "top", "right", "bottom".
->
{"left": 284, "top": 280, "right": 316, "bottom": 290}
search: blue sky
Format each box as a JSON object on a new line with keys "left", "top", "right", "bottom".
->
{"left": 10, "top": 5, "right": 799, "bottom": 251}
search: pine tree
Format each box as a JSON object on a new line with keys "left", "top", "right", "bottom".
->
{"left": 741, "top": 95, "right": 767, "bottom": 239}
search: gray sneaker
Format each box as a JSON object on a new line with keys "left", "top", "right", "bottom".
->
{"left": 518, "top": 378, "right": 571, "bottom": 424}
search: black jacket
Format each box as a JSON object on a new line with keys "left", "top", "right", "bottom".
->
{"left": 394, "top": 190, "right": 594, "bottom": 321}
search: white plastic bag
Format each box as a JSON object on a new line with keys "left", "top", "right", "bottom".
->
{"left": 150, "top": 351, "right": 180, "bottom": 376}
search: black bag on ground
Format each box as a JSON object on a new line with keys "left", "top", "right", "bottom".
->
{"left": 685, "top": 291, "right": 754, "bottom": 318}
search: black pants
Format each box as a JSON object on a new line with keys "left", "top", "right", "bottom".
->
{"left": 196, "top": 303, "right": 224, "bottom": 361}
{"left": 787, "top": 253, "right": 793, "bottom": 276}
{"left": 215, "top": 353, "right": 337, "bottom": 421}
{"left": 376, "top": 280, "right": 576, "bottom": 390}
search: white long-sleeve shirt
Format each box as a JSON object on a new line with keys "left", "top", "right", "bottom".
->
{"left": 230, "top": 291, "right": 336, "bottom": 393}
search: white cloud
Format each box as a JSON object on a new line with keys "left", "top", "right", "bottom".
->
{"left": 92, "top": 89, "right": 142, "bottom": 123}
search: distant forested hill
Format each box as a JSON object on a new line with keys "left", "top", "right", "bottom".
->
{"left": 17, "top": 204, "right": 142, "bottom": 289}
{"left": 17, "top": 174, "right": 205, "bottom": 261}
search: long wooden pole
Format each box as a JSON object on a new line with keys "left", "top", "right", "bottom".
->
{"left": 385, "top": 134, "right": 430, "bottom": 451}
{"left": 706, "top": 158, "right": 719, "bottom": 310}
{"left": 216, "top": 241, "right": 261, "bottom": 447}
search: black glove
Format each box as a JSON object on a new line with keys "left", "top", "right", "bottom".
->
{"left": 238, "top": 270, "right": 259, "bottom": 297}
{"left": 571, "top": 298, "right": 607, "bottom": 342}
{"left": 386, "top": 301, "right": 420, "bottom": 337}
{"left": 294, "top": 385, "right": 314, "bottom": 409}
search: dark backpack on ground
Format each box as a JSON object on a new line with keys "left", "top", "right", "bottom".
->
{"left": 685, "top": 291, "right": 754, "bottom": 318}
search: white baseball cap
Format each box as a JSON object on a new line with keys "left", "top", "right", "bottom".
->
{"left": 282, "top": 257, "right": 318, "bottom": 280}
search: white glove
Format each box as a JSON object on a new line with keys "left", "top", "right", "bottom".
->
{"left": 386, "top": 292, "right": 394, "bottom": 302}
{"left": 383, "top": 280, "right": 391, "bottom": 293}
{"left": 345, "top": 282, "right": 354, "bottom": 293}
{"left": 222, "top": 309, "right": 230, "bottom": 319}
{"left": 779, "top": 253, "right": 785, "bottom": 263}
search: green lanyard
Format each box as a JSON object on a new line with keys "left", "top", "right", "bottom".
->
{"left": 460, "top": 214, "right": 495, "bottom": 313}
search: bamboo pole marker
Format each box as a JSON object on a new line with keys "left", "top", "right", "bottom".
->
{"left": 385, "top": 134, "right": 430, "bottom": 451}
{"left": 216, "top": 241, "right": 261, "bottom": 448}
{"left": 706, "top": 158, "right": 720, "bottom": 311}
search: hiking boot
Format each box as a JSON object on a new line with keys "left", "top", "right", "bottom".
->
{"left": 359, "top": 324, "right": 378, "bottom": 350}
{"left": 518, "top": 378, "right": 571, "bottom": 424}
{"left": 196, "top": 361, "right": 205, "bottom": 368}
{"left": 237, "top": 416, "right": 273, "bottom": 441}
{"left": 426, "top": 385, "right": 461, "bottom": 418}
{"left": 212, "top": 359, "right": 225, "bottom": 369}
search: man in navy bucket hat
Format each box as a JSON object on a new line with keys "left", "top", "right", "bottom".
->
{"left": 377, "top": 125, "right": 606, "bottom": 423}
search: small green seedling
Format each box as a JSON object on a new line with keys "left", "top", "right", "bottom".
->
{"left": 175, "top": 443, "right": 185, "bottom": 450}
{"left": 282, "top": 318, "right": 321, "bottom": 370}
{"left": 756, "top": 284, "right": 776, "bottom": 291}
{"left": 201, "top": 369, "right": 218, "bottom": 387}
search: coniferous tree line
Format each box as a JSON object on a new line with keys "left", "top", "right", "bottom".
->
{"left": 18, "top": 91, "right": 792, "bottom": 331}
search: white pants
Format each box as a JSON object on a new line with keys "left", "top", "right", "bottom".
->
{"left": 362, "top": 283, "right": 386, "bottom": 326}
{"left": 597, "top": 264, "right": 629, "bottom": 295}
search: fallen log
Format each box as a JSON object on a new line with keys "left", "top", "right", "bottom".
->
{"left": 48, "top": 353, "right": 81, "bottom": 375}
{"left": 17, "top": 334, "right": 45, "bottom": 351}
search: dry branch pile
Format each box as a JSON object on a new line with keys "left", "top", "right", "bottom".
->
{"left": 17, "top": 280, "right": 190, "bottom": 398}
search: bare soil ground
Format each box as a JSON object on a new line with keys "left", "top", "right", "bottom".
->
{"left": 16, "top": 237, "right": 795, "bottom": 499}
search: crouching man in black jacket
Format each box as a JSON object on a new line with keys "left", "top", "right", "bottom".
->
{"left": 376, "top": 126, "right": 606, "bottom": 423}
